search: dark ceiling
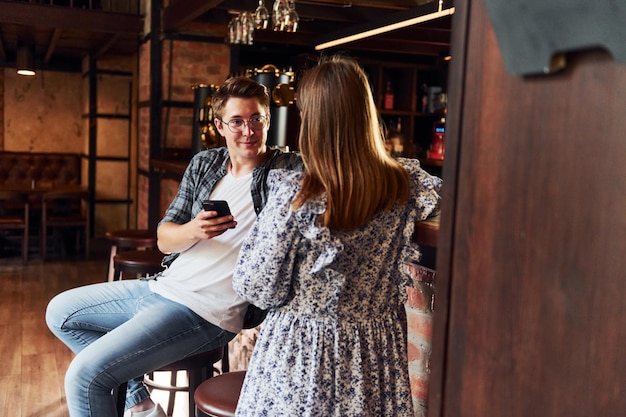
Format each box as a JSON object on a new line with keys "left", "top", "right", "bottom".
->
{"left": 0, "top": 0, "right": 453, "bottom": 72}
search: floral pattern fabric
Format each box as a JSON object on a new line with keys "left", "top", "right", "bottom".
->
{"left": 233, "top": 158, "right": 442, "bottom": 417}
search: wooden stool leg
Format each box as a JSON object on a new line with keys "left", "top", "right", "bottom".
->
{"left": 188, "top": 368, "right": 204, "bottom": 417}
{"left": 108, "top": 245, "right": 118, "bottom": 281}
{"left": 22, "top": 223, "right": 29, "bottom": 264}
{"left": 221, "top": 344, "right": 229, "bottom": 373}
{"left": 166, "top": 371, "right": 178, "bottom": 416}
{"left": 41, "top": 224, "right": 47, "bottom": 261}
{"left": 112, "top": 267, "right": 123, "bottom": 281}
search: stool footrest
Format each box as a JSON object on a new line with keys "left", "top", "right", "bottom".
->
{"left": 144, "top": 367, "right": 220, "bottom": 391}
{"left": 116, "top": 347, "right": 224, "bottom": 417}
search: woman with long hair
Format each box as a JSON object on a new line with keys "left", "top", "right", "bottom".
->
{"left": 233, "top": 55, "right": 442, "bottom": 416}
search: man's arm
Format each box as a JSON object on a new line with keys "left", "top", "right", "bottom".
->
{"left": 156, "top": 150, "right": 233, "bottom": 254}
{"left": 157, "top": 211, "right": 236, "bottom": 254}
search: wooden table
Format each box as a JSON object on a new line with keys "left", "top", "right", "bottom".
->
{"left": 0, "top": 183, "right": 87, "bottom": 204}
{"left": 0, "top": 183, "right": 86, "bottom": 192}
{"left": 0, "top": 183, "right": 88, "bottom": 215}
{"left": 0, "top": 184, "right": 88, "bottom": 258}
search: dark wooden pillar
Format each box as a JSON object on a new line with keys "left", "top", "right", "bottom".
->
{"left": 87, "top": 54, "right": 97, "bottom": 237}
{"left": 148, "top": 0, "right": 163, "bottom": 230}
{"left": 430, "top": 1, "right": 626, "bottom": 416}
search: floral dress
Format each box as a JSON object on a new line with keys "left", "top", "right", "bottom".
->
{"left": 232, "top": 158, "right": 442, "bottom": 417}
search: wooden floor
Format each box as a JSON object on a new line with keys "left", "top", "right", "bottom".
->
{"left": 0, "top": 256, "right": 106, "bottom": 417}
{"left": 0, "top": 246, "right": 195, "bottom": 417}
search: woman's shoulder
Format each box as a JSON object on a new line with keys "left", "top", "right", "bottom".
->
{"left": 395, "top": 158, "right": 442, "bottom": 220}
{"left": 267, "top": 149, "right": 304, "bottom": 171}
{"left": 396, "top": 157, "right": 424, "bottom": 176}
{"left": 268, "top": 169, "right": 304, "bottom": 191}
{"left": 397, "top": 157, "right": 443, "bottom": 191}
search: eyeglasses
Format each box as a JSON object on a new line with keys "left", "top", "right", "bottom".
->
{"left": 219, "top": 115, "right": 268, "bottom": 133}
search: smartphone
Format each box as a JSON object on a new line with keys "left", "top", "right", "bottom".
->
{"left": 202, "top": 200, "right": 232, "bottom": 217}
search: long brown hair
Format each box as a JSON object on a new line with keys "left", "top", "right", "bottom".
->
{"left": 292, "top": 55, "right": 409, "bottom": 231}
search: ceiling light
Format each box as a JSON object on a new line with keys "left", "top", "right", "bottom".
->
{"left": 314, "top": 0, "right": 454, "bottom": 51}
{"left": 16, "top": 45, "right": 36, "bottom": 76}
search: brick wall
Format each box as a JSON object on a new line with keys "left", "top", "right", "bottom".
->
{"left": 405, "top": 264, "right": 436, "bottom": 417}
{"left": 137, "top": 174, "right": 150, "bottom": 230}
{"left": 136, "top": 38, "right": 229, "bottom": 228}
{"left": 161, "top": 39, "right": 230, "bottom": 149}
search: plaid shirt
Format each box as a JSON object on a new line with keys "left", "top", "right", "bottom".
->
{"left": 159, "top": 147, "right": 303, "bottom": 267}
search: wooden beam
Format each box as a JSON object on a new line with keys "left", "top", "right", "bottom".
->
{"left": 253, "top": 30, "right": 317, "bottom": 46}
{"left": 162, "top": 0, "right": 224, "bottom": 32}
{"left": 311, "top": 2, "right": 440, "bottom": 47}
{"left": 346, "top": 37, "right": 445, "bottom": 56}
{"left": 0, "top": 1, "right": 143, "bottom": 34}
{"left": 94, "top": 33, "right": 123, "bottom": 58}
{"left": 44, "top": 28, "right": 62, "bottom": 64}
{"left": 298, "top": 0, "right": 420, "bottom": 10}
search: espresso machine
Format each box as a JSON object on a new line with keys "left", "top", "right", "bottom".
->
{"left": 247, "top": 64, "right": 295, "bottom": 150}
{"left": 191, "top": 83, "right": 220, "bottom": 154}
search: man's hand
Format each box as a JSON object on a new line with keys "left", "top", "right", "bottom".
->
{"left": 156, "top": 211, "right": 237, "bottom": 254}
{"left": 196, "top": 208, "right": 237, "bottom": 239}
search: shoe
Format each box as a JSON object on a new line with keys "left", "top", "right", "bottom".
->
{"left": 123, "top": 403, "right": 167, "bottom": 417}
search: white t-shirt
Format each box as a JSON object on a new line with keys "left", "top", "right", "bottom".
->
{"left": 149, "top": 171, "right": 255, "bottom": 333}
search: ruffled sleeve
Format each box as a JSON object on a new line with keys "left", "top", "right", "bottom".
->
{"left": 399, "top": 157, "right": 442, "bottom": 221}
{"left": 398, "top": 158, "right": 443, "bottom": 277}
{"left": 293, "top": 195, "right": 344, "bottom": 274}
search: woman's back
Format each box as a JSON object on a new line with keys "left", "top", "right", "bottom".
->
{"left": 233, "top": 159, "right": 441, "bottom": 417}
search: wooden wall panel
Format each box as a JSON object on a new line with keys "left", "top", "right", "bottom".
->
{"left": 430, "top": 1, "right": 626, "bottom": 416}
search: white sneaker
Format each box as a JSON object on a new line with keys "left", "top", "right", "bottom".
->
{"left": 123, "top": 403, "right": 167, "bottom": 417}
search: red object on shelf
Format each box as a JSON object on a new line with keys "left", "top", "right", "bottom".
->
{"left": 383, "top": 81, "right": 394, "bottom": 110}
{"left": 427, "top": 117, "right": 445, "bottom": 160}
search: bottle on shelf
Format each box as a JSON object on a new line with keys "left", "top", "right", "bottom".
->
{"left": 383, "top": 81, "right": 394, "bottom": 110}
{"left": 427, "top": 86, "right": 442, "bottom": 113}
{"left": 384, "top": 117, "right": 404, "bottom": 157}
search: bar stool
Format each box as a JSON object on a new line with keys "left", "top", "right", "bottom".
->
{"left": 117, "top": 347, "right": 225, "bottom": 417}
{"left": 105, "top": 229, "right": 157, "bottom": 281}
{"left": 194, "top": 370, "right": 247, "bottom": 417}
{"left": 112, "top": 249, "right": 165, "bottom": 281}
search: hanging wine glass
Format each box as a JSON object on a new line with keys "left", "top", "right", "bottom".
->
{"left": 240, "top": 13, "right": 249, "bottom": 44}
{"left": 255, "top": 0, "right": 269, "bottom": 30}
{"left": 248, "top": 12, "right": 257, "bottom": 44}
{"left": 228, "top": 17, "right": 237, "bottom": 43}
{"left": 241, "top": 12, "right": 255, "bottom": 45}
{"left": 272, "top": 0, "right": 289, "bottom": 31}
{"left": 285, "top": 0, "right": 299, "bottom": 32}
{"left": 233, "top": 15, "right": 243, "bottom": 44}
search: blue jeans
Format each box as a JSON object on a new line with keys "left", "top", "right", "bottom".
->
{"left": 45, "top": 278, "right": 235, "bottom": 417}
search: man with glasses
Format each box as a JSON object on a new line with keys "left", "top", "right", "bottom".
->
{"left": 46, "top": 76, "right": 302, "bottom": 417}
